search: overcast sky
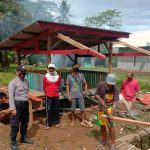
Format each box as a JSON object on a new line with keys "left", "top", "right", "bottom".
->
{"left": 52, "top": 0, "right": 150, "bottom": 32}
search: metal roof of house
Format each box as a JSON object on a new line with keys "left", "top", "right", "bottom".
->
{"left": 0, "top": 20, "right": 130, "bottom": 50}
{"left": 114, "top": 30, "right": 150, "bottom": 47}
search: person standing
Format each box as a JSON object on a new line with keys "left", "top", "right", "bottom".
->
{"left": 119, "top": 72, "right": 140, "bottom": 112}
{"left": 8, "top": 65, "right": 33, "bottom": 150}
{"left": 66, "top": 64, "right": 87, "bottom": 127}
{"left": 43, "top": 63, "right": 61, "bottom": 129}
{"left": 0, "top": 92, "right": 10, "bottom": 125}
{"left": 95, "top": 74, "right": 119, "bottom": 150}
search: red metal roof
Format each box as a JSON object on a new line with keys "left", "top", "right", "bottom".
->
{"left": 0, "top": 20, "right": 130, "bottom": 51}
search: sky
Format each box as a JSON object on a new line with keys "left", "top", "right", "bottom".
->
{"left": 52, "top": 0, "right": 150, "bottom": 33}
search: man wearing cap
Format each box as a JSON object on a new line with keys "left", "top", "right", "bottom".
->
{"left": 43, "top": 63, "right": 61, "bottom": 129}
{"left": 119, "top": 72, "right": 140, "bottom": 112}
{"left": 95, "top": 73, "right": 119, "bottom": 150}
{"left": 8, "top": 65, "right": 33, "bottom": 150}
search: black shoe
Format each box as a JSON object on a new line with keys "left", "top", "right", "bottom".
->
{"left": 20, "top": 138, "right": 33, "bottom": 144}
{"left": 11, "top": 142, "right": 19, "bottom": 150}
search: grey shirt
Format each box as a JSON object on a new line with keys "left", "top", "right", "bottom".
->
{"left": 66, "top": 73, "right": 86, "bottom": 98}
{"left": 8, "top": 77, "right": 29, "bottom": 110}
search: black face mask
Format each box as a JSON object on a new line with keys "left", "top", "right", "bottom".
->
{"left": 19, "top": 72, "right": 26, "bottom": 78}
{"left": 73, "top": 67, "right": 79, "bottom": 72}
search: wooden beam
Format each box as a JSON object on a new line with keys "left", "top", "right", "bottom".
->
{"left": 104, "top": 42, "right": 112, "bottom": 73}
{"left": 101, "top": 115, "right": 150, "bottom": 128}
{"left": 18, "top": 49, "right": 105, "bottom": 60}
{"left": 66, "top": 55, "right": 75, "bottom": 63}
{"left": 57, "top": 33, "right": 89, "bottom": 49}
{"left": 14, "top": 30, "right": 49, "bottom": 49}
{"left": 57, "top": 33, "right": 105, "bottom": 60}
{"left": 50, "top": 40, "right": 62, "bottom": 50}
{"left": 112, "top": 52, "right": 147, "bottom": 56}
{"left": 115, "top": 40, "right": 150, "bottom": 56}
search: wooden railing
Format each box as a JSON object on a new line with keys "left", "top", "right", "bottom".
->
{"left": 26, "top": 69, "right": 107, "bottom": 92}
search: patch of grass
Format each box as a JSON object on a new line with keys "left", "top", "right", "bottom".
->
{"left": 126, "top": 125, "right": 139, "bottom": 131}
{"left": 0, "top": 64, "right": 16, "bottom": 85}
{"left": 0, "top": 65, "right": 149, "bottom": 92}
{"left": 136, "top": 112, "right": 149, "bottom": 120}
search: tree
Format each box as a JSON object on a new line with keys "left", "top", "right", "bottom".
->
{"left": 55, "top": 0, "right": 72, "bottom": 23}
{"left": 0, "top": 0, "right": 31, "bottom": 67}
{"left": 23, "top": 0, "right": 57, "bottom": 22}
{"left": 84, "top": 9, "right": 122, "bottom": 30}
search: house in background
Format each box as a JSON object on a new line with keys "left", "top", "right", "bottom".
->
{"left": 115, "top": 30, "right": 150, "bottom": 72}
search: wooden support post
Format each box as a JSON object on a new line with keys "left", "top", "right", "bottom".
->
{"left": 47, "top": 34, "right": 52, "bottom": 63}
{"left": 75, "top": 54, "right": 78, "bottom": 64}
{"left": 109, "top": 43, "right": 113, "bottom": 73}
{"left": 16, "top": 50, "right": 21, "bottom": 65}
{"left": 98, "top": 44, "right": 100, "bottom": 53}
{"left": 28, "top": 99, "right": 33, "bottom": 128}
{"left": 104, "top": 42, "right": 112, "bottom": 73}
{"left": 35, "top": 40, "right": 39, "bottom": 50}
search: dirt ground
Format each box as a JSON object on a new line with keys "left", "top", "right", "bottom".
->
{"left": 0, "top": 101, "right": 150, "bottom": 150}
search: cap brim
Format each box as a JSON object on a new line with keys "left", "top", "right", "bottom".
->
{"left": 106, "top": 81, "right": 116, "bottom": 85}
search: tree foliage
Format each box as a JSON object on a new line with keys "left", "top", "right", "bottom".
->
{"left": 55, "top": 0, "right": 72, "bottom": 23}
{"left": 0, "top": 0, "right": 73, "bottom": 67}
{"left": 84, "top": 9, "right": 122, "bottom": 30}
{"left": 23, "top": 0, "right": 57, "bottom": 22}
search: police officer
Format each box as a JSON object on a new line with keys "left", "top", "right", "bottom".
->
{"left": 8, "top": 65, "right": 33, "bottom": 150}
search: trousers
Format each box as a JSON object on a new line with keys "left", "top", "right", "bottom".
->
{"left": 10, "top": 101, "right": 29, "bottom": 142}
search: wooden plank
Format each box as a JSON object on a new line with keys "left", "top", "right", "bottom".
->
{"left": 101, "top": 115, "right": 150, "bottom": 127}
{"left": 57, "top": 33, "right": 105, "bottom": 60}
{"left": 114, "top": 40, "right": 150, "bottom": 56}
{"left": 112, "top": 52, "right": 147, "bottom": 56}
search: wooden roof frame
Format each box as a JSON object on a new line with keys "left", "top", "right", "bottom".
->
{"left": 1, "top": 20, "right": 149, "bottom": 72}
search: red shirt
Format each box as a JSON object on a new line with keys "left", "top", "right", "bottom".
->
{"left": 43, "top": 75, "right": 61, "bottom": 97}
{"left": 121, "top": 79, "right": 140, "bottom": 101}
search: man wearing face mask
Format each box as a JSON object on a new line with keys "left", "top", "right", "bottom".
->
{"left": 8, "top": 65, "right": 33, "bottom": 150}
{"left": 66, "top": 64, "right": 87, "bottom": 127}
{"left": 119, "top": 72, "right": 140, "bottom": 112}
{"left": 43, "top": 63, "right": 61, "bottom": 129}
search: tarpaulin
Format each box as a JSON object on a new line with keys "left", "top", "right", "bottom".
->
{"left": 138, "top": 94, "right": 150, "bottom": 105}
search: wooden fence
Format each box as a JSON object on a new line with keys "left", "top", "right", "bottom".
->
{"left": 26, "top": 69, "right": 107, "bottom": 92}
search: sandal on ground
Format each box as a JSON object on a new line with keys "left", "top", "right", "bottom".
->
{"left": 45, "top": 126, "right": 51, "bottom": 130}
{"left": 96, "top": 140, "right": 108, "bottom": 147}
{"left": 54, "top": 124, "right": 60, "bottom": 127}
{"left": 111, "top": 144, "right": 117, "bottom": 150}
{"left": 81, "top": 121, "right": 86, "bottom": 127}
{"left": 70, "top": 122, "right": 75, "bottom": 126}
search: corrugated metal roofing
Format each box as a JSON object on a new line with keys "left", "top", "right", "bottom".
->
{"left": 0, "top": 20, "right": 130, "bottom": 50}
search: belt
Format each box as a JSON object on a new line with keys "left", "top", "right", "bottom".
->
{"left": 15, "top": 100, "right": 28, "bottom": 104}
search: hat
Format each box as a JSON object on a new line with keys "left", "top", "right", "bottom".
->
{"left": 106, "top": 74, "right": 116, "bottom": 85}
{"left": 48, "top": 63, "right": 55, "bottom": 69}
{"left": 16, "top": 65, "right": 26, "bottom": 72}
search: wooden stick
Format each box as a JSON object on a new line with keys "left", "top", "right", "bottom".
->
{"left": 101, "top": 115, "right": 150, "bottom": 127}
{"left": 114, "top": 40, "right": 150, "bottom": 56}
